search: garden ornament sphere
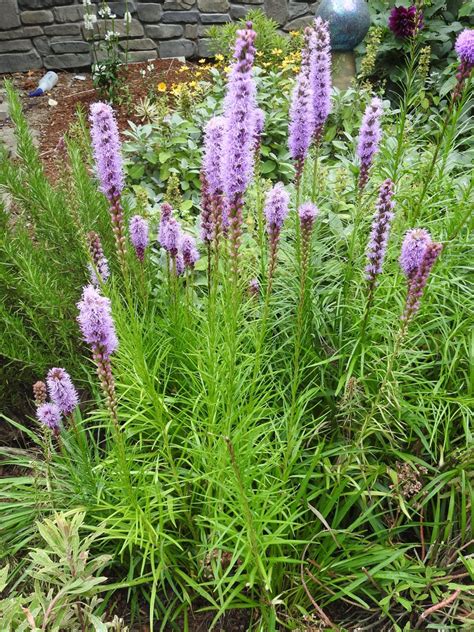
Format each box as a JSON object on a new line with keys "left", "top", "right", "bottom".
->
{"left": 316, "top": 0, "right": 371, "bottom": 51}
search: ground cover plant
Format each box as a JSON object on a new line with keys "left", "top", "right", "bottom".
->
{"left": 0, "top": 9, "right": 473, "bottom": 632}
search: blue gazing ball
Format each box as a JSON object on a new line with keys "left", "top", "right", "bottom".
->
{"left": 315, "top": 0, "right": 371, "bottom": 51}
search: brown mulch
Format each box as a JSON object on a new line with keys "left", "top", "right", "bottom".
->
{"left": 1, "top": 58, "right": 198, "bottom": 179}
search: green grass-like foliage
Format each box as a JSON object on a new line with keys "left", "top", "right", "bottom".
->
{"left": 0, "top": 36, "right": 473, "bottom": 632}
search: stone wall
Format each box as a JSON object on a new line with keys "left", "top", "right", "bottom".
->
{"left": 0, "top": 1, "right": 319, "bottom": 74}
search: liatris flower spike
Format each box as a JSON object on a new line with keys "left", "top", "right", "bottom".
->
{"left": 158, "top": 202, "right": 173, "bottom": 249}
{"left": 221, "top": 22, "right": 258, "bottom": 273}
{"left": 253, "top": 107, "right": 265, "bottom": 154}
{"left": 77, "top": 285, "right": 119, "bottom": 422}
{"left": 46, "top": 367, "right": 79, "bottom": 416}
{"left": 365, "top": 179, "right": 395, "bottom": 286}
{"left": 388, "top": 5, "right": 423, "bottom": 39}
{"left": 129, "top": 215, "right": 149, "bottom": 262}
{"left": 202, "top": 116, "right": 225, "bottom": 243}
{"left": 77, "top": 285, "right": 118, "bottom": 359}
{"left": 399, "top": 228, "right": 432, "bottom": 282}
{"left": 357, "top": 97, "right": 383, "bottom": 191}
{"left": 265, "top": 183, "right": 290, "bottom": 288}
{"left": 454, "top": 29, "right": 474, "bottom": 100}
{"left": 309, "top": 17, "right": 332, "bottom": 142}
{"left": 89, "top": 102, "right": 127, "bottom": 266}
{"left": 289, "top": 69, "right": 313, "bottom": 185}
{"left": 402, "top": 240, "right": 442, "bottom": 324}
{"left": 87, "top": 231, "right": 110, "bottom": 286}
{"left": 298, "top": 202, "right": 319, "bottom": 238}
{"left": 181, "top": 235, "right": 200, "bottom": 270}
{"left": 36, "top": 402, "right": 61, "bottom": 436}
{"left": 249, "top": 277, "right": 260, "bottom": 297}
{"left": 33, "top": 380, "right": 47, "bottom": 406}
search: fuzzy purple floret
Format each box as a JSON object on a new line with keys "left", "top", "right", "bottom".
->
{"left": 357, "top": 97, "right": 383, "bottom": 189}
{"left": 249, "top": 277, "right": 260, "bottom": 297}
{"left": 36, "top": 402, "right": 61, "bottom": 433}
{"left": 181, "top": 234, "right": 200, "bottom": 270}
{"left": 298, "top": 201, "right": 319, "bottom": 231}
{"left": 264, "top": 182, "right": 290, "bottom": 237}
{"left": 221, "top": 23, "right": 258, "bottom": 200}
{"left": 87, "top": 232, "right": 110, "bottom": 286}
{"left": 309, "top": 18, "right": 332, "bottom": 139}
{"left": 175, "top": 252, "right": 185, "bottom": 276}
{"left": 89, "top": 102, "right": 124, "bottom": 202}
{"left": 129, "top": 215, "right": 149, "bottom": 261}
{"left": 289, "top": 71, "right": 314, "bottom": 165}
{"left": 163, "top": 217, "right": 182, "bottom": 256}
{"left": 388, "top": 5, "right": 423, "bottom": 39}
{"left": 158, "top": 202, "right": 173, "bottom": 249}
{"left": 46, "top": 367, "right": 79, "bottom": 415}
{"left": 455, "top": 29, "right": 474, "bottom": 66}
{"left": 399, "top": 228, "right": 432, "bottom": 280}
{"left": 365, "top": 179, "right": 395, "bottom": 283}
{"left": 77, "top": 285, "right": 118, "bottom": 358}
{"left": 253, "top": 107, "right": 265, "bottom": 150}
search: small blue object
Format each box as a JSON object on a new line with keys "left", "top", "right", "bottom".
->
{"left": 316, "top": 0, "right": 371, "bottom": 51}
{"left": 29, "top": 88, "right": 44, "bottom": 97}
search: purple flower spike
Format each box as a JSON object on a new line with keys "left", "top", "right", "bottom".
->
{"left": 264, "top": 183, "right": 290, "bottom": 289}
{"left": 89, "top": 102, "right": 127, "bottom": 267}
{"left": 289, "top": 70, "right": 314, "bottom": 185}
{"left": 265, "top": 182, "right": 290, "bottom": 238}
{"left": 298, "top": 202, "right": 319, "bottom": 233}
{"left": 129, "top": 215, "right": 149, "bottom": 262}
{"left": 175, "top": 252, "right": 185, "bottom": 276}
{"left": 89, "top": 102, "right": 124, "bottom": 202}
{"left": 221, "top": 22, "right": 258, "bottom": 274}
{"left": 87, "top": 231, "right": 110, "bottom": 286}
{"left": 357, "top": 97, "right": 383, "bottom": 191}
{"left": 46, "top": 367, "right": 79, "bottom": 416}
{"left": 181, "top": 235, "right": 200, "bottom": 270}
{"left": 399, "top": 228, "right": 432, "bottom": 281}
{"left": 77, "top": 285, "right": 118, "bottom": 359}
{"left": 388, "top": 5, "right": 423, "bottom": 39}
{"left": 454, "top": 29, "right": 474, "bottom": 100}
{"left": 36, "top": 402, "right": 61, "bottom": 435}
{"left": 204, "top": 116, "right": 225, "bottom": 196}
{"left": 309, "top": 18, "right": 332, "bottom": 142}
{"left": 158, "top": 202, "right": 173, "bottom": 249}
{"left": 253, "top": 107, "right": 265, "bottom": 154}
{"left": 163, "top": 218, "right": 182, "bottom": 257}
{"left": 249, "top": 277, "right": 260, "bottom": 297}
{"left": 402, "top": 241, "right": 442, "bottom": 323}
{"left": 365, "top": 179, "right": 395, "bottom": 285}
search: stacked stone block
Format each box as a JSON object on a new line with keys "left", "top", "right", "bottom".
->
{"left": 0, "top": 0, "right": 320, "bottom": 73}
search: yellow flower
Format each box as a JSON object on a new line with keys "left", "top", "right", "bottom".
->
{"left": 157, "top": 82, "right": 167, "bottom": 92}
{"left": 179, "top": 65, "right": 189, "bottom": 73}
{"left": 196, "top": 71, "right": 202, "bottom": 77}
{"left": 198, "top": 58, "right": 206, "bottom": 64}
{"left": 224, "top": 66, "right": 231, "bottom": 73}
{"left": 256, "top": 51, "right": 264, "bottom": 57}
{"left": 215, "top": 54, "right": 224, "bottom": 62}
{"left": 271, "top": 48, "right": 283, "bottom": 55}
{"left": 189, "top": 80, "right": 197, "bottom": 87}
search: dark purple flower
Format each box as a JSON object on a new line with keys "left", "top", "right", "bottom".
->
{"left": 181, "top": 234, "right": 200, "bottom": 270}
{"left": 402, "top": 241, "right": 442, "bottom": 323}
{"left": 388, "top": 5, "right": 423, "bottom": 39}
{"left": 46, "top": 367, "right": 79, "bottom": 416}
{"left": 249, "top": 277, "right": 260, "bottom": 297}
{"left": 309, "top": 17, "right": 332, "bottom": 141}
{"left": 36, "top": 402, "right": 61, "bottom": 434}
{"left": 298, "top": 201, "right": 319, "bottom": 232}
{"left": 357, "top": 97, "right": 383, "bottom": 191}
{"left": 365, "top": 179, "right": 395, "bottom": 284}
{"left": 89, "top": 102, "right": 124, "bottom": 202}
{"left": 399, "top": 228, "right": 432, "bottom": 280}
{"left": 129, "top": 215, "right": 149, "bottom": 262}
{"left": 33, "top": 381, "right": 47, "bottom": 407}
{"left": 454, "top": 29, "right": 474, "bottom": 100}
{"left": 77, "top": 285, "right": 118, "bottom": 359}
{"left": 162, "top": 217, "right": 182, "bottom": 257}
{"left": 87, "top": 231, "right": 110, "bottom": 286}
{"left": 264, "top": 183, "right": 290, "bottom": 289}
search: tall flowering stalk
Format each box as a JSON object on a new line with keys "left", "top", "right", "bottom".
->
{"left": 453, "top": 29, "right": 474, "bottom": 102}
{"left": 129, "top": 215, "right": 149, "bottom": 262}
{"left": 181, "top": 235, "right": 200, "bottom": 271}
{"left": 264, "top": 183, "right": 290, "bottom": 294}
{"left": 46, "top": 368, "right": 79, "bottom": 417}
{"left": 87, "top": 231, "right": 110, "bottom": 286}
{"left": 89, "top": 102, "right": 127, "bottom": 271}
{"left": 158, "top": 202, "right": 173, "bottom": 249}
{"left": 298, "top": 202, "right": 319, "bottom": 290}
{"left": 357, "top": 97, "right": 383, "bottom": 192}
{"left": 221, "top": 22, "right": 258, "bottom": 279}
{"left": 288, "top": 65, "right": 313, "bottom": 189}
{"left": 309, "top": 18, "right": 332, "bottom": 143}
{"left": 77, "top": 285, "right": 119, "bottom": 425}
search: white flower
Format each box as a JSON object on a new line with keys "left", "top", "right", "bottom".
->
{"left": 140, "top": 69, "right": 146, "bottom": 77}
{"left": 104, "top": 30, "right": 117, "bottom": 41}
{"left": 146, "top": 64, "right": 154, "bottom": 72}
{"left": 83, "top": 13, "right": 97, "bottom": 30}
{"left": 124, "top": 11, "right": 132, "bottom": 24}
{"left": 82, "top": 0, "right": 92, "bottom": 6}
{"left": 98, "top": 5, "right": 111, "bottom": 18}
